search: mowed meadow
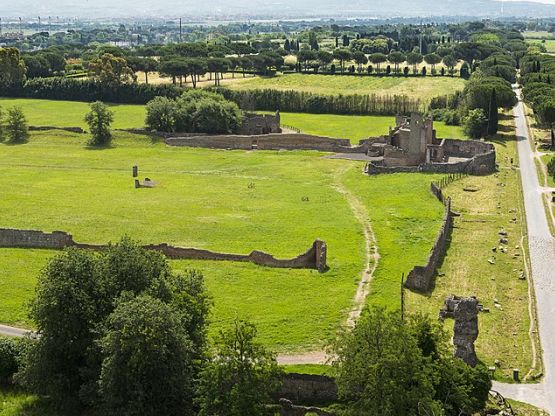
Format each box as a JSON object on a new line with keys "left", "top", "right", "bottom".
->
{"left": 226, "top": 73, "right": 466, "bottom": 103}
{"left": 0, "top": 98, "right": 465, "bottom": 143}
{"left": 0, "top": 98, "right": 447, "bottom": 352}
{"left": 0, "top": 127, "right": 444, "bottom": 352}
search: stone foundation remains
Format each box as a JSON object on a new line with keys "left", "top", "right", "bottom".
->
{"left": 0, "top": 228, "right": 327, "bottom": 272}
{"left": 166, "top": 133, "right": 367, "bottom": 153}
{"left": 277, "top": 373, "right": 338, "bottom": 405}
{"left": 439, "top": 295, "right": 480, "bottom": 367}
{"left": 238, "top": 111, "right": 282, "bottom": 135}
{"left": 404, "top": 182, "right": 453, "bottom": 292}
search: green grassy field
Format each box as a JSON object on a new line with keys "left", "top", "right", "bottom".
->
{"left": 407, "top": 114, "right": 536, "bottom": 382}
{"left": 279, "top": 112, "right": 465, "bottom": 143}
{"left": 227, "top": 73, "right": 466, "bottom": 102}
{"left": 0, "top": 129, "right": 441, "bottom": 352}
{"left": 526, "top": 39, "right": 555, "bottom": 53}
{"left": 0, "top": 98, "right": 464, "bottom": 145}
{"left": 523, "top": 31, "right": 554, "bottom": 39}
{"left": 0, "top": 98, "right": 145, "bottom": 130}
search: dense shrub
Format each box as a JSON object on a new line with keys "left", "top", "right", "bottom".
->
{"left": 0, "top": 337, "right": 26, "bottom": 384}
{"left": 0, "top": 77, "right": 182, "bottom": 105}
{"left": 211, "top": 87, "right": 425, "bottom": 116}
{"left": 463, "top": 108, "right": 488, "bottom": 139}
{"left": 548, "top": 158, "right": 555, "bottom": 181}
{"left": 145, "top": 89, "right": 242, "bottom": 134}
{"left": 431, "top": 108, "right": 461, "bottom": 125}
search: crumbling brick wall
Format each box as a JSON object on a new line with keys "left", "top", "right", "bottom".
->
{"left": 0, "top": 228, "right": 74, "bottom": 249}
{"left": 404, "top": 186, "right": 452, "bottom": 292}
{"left": 0, "top": 228, "right": 327, "bottom": 272}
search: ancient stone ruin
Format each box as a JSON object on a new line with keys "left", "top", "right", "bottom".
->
{"left": 364, "top": 113, "right": 496, "bottom": 175}
{"left": 0, "top": 228, "right": 327, "bottom": 272}
{"left": 238, "top": 111, "right": 282, "bottom": 135}
{"left": 439, "top": 295, "right": 480, "bottom": 367}
{"left": 165, "top": 111, "right": 496, "bottom": 176}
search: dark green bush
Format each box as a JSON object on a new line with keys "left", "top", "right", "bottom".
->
{"left": 548, "top": 158, "right": 555, "bottom": 181}
{"left": 0, "top": 337, "right": 26, "bottom": 384}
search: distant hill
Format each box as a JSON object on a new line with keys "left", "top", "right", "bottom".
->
{"left": 3, "top": 0, "right": 555, "bottom": 19}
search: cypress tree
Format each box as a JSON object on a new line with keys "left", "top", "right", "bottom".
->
{"left": 487, "top": 88, "right": 498, "bottom": 136}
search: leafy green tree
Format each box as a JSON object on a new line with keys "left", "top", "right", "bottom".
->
{"left": 332, "top": 308, "right": 440, "bottom": 416}
{"left": 369, "top": 53, "right": 387, "bottom": 74}
{"left": 487, "top": 88, "right": 499, "bottom": 136}
{"left": 88, "top": 53, "right": 136, "bottom": 87}
{"left": 308, "top": 31, "right": 319, "bottom": 51}
{"left": 197, "top": 319, "right": 283, "bottom": 416}
{"left": 443, "top": 54, "right": 457, "bottom": 75}
{"left": 463, "top": 108, "right": 488, "bottom": 139}
{"left": 85, "top": 101, "right": 114, "bottom": 147}
{"left": 317, "top": 51, "right": 333, "bottom": 71}
{"left": 463, "top": 74, "right": 517, "bottom": 110}
{"left": 99, "top": 295, "right": 195, "bottom": 416}
{"left": 145, "top": 96, "right": 177, "bottom": 132}
{"left": 460, "top": 61, "right": 471, "bottom": 79}
{"left": 406, "top": 52, "right": 423, "bottom": 74}
{"left": 296, "top": 50, "right": 317, "bottom": 71}
{"left": 424, "top": 53, "right": 442, "bottom": 72}
{"left": 352, "top": 51, "right": 368, "bottom": 72}
{"left": 6, "top": 107, "right": 28, "bottom": 143}
{"left": 127, "top": 56, "right": 158, "bottom": 84}
{"left": 0, "top": 47, "right": 26, "bottom": 86}
{"left": 388, "top": 51, "right": 406, "bottom": 74}
{"left": 18, "top": 238, "right": 210, "bottom": 412}
{"left": 333, "top": 48, "right": 352, "bottom": 73}
{"left": 23, "top": 54, "right": 51, "bottom": 78}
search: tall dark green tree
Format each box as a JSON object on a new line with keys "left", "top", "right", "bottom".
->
{"left": 5, "top": 107, "right": 28, "bottom": 143}
{"left": 98, "top": 295, "right": 196, "bottom": 416}
{"left": 18, "top": 238, "right": 210, "bottom": 413}
{"left": 487, "top": 88, "right": 499, "bottom": 135}
{"left": 85, "top": 101, "right": 114, "bottom": 147}
{"left": 197, "top": 319, "right": 283, "bottom": 416}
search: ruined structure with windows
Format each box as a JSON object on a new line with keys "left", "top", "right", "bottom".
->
{"left": 365, "top": 113, "right": 496, "bottom": 175}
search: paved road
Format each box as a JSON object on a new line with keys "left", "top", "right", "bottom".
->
{"left": 493, "top": 87, "right": 555, "bottom": 414}
{"left": 0, "top": 324, "right": 30, "bottom": 337}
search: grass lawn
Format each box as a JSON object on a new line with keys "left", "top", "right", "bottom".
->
{"left": 523, "top": 31, "right": 554, "bottom": 39}
{"left": 341, "top": 169, "right": 445, "bottom": 308}
{"left": 407, "top": 114, "right": 536, "bottom": 382}
{"left": 0, "top": 129, "right": 440, "bottom": 353}
{"left": 0, "top": 98, "right": 145, "bottom": 130}
{"left": 279, "top": 112, "right": 465, "bottom": 143}
{"left": 0, "top": 387, "right": 56, "bottom": 416}
{"left": 526, "top": 39, "right": 555, "bottom": 53}
{"left": 227, "top": 73, "right": 466, "bottom": 103}
{"left": 0, "top": 98, "right": 465, "bottom": 145}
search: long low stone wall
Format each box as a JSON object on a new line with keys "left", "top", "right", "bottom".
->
{"left": 166, "top": 133, "right": 368, "bottom": 153}
{"left": 0, "top": 228, "right": 327, "bottom": 272}
{"left": 29, "top": 126, "right": 85, "bottom": 134}
{"left": 404, "top": 183, "right": 453, "bottom": 292}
